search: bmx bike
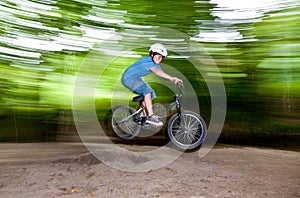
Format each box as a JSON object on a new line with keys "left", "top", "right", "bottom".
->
{"left": 111, "top": 82, "right": 207, "bottom": 150}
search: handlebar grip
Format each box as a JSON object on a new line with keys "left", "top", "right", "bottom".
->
{"left": 176, "top": 81, "right": 184, "bottom": 88}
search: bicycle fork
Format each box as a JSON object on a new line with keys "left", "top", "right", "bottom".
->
{"left": 175, "top": 95, "right": 182, "bottom": 126}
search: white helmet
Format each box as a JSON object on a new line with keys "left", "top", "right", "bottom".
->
{"left": 149, "top": 43, "right": 168, "bottom": 57}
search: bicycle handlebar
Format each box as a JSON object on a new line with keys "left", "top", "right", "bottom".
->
{"left": 176, "top": 81, "right": 184, "bottom": 89}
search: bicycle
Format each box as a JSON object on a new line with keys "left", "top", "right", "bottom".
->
{"left": 111, "top": 82, "right": 207, "bottom": 150}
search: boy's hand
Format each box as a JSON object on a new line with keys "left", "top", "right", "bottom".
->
{"left": 171, "top": 77, "right": 183, "bottom": 85}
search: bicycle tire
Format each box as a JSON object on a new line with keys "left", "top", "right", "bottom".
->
{"left": 167, "top": 111, "right": 207, "bottom": 150}
{"left": 111, "top": 106, "right": 141, "bottom": 140}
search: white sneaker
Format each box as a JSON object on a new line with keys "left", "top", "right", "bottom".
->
{"left": 145, "top": 115, "right": 163, "bottom": 127}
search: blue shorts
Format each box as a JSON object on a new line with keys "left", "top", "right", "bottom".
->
{"left": 123, "top": 78, "right": 156, "bottom": 98}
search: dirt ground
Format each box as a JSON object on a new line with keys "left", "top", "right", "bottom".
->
{"left": 0, "top": 142, "right": 299, "bottom": 198}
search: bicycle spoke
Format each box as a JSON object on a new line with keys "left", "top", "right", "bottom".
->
{"left": 112, "top": 106, "right": 140, "bottom": 139}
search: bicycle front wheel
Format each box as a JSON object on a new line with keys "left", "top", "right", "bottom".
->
{"left": 167, "top": 111, "right": 207, "bottom": 150}
{"left": 111, "top": 106, "right": 141, "bottom": 140}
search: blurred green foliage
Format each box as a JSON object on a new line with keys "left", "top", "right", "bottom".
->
{"left": 0, "top": 0, "right": 299, "bottom": 146}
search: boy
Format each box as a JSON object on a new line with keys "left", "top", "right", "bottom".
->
{"left": 122, "top": 43, "right": 182, "bottom": 126}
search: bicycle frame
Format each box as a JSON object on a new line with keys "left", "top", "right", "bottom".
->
{"left": 117, "top": 82, "right": 184, "bottom": 126}
{"left": 136, "top": 83, "right": 183, "bottom": 119}
{"left": 118, "top": 108, "right": 142, "bottom": 124}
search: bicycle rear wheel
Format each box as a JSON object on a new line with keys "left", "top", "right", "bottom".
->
{"left": 167, "top": 111, "right": 207, "bottom": 150}
{"left": 111, "top": 106, "right": 141, "bottom": 140}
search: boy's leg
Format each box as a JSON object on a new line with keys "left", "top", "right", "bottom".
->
{"left": 144, "top": 93, "right": 153, "bottom": 117}
{"left": 144, "top": 93, "right": 163, "bottom": 126}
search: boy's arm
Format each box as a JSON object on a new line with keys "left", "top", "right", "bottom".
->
{"left": 150, "top": 67, "right": 182, "bottom": 84}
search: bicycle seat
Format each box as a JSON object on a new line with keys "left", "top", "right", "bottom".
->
{"left": 132, "top": 95, "right": 144, "bottom": 102}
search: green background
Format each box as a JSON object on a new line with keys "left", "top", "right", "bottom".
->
{"left": 0, "top": 0, "right": 299, "bottom": 148}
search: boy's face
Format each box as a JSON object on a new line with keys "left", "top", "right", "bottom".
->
{"left": 152, "top": 54, "right": 164, "bottom": 64}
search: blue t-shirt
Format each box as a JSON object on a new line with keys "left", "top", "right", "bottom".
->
{"left": 122, "top": 56, "right": 162, "bottom": 85}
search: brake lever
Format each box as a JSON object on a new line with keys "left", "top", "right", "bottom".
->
{"left": 177, "top": 81, "right": 184, "bottom": 90}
